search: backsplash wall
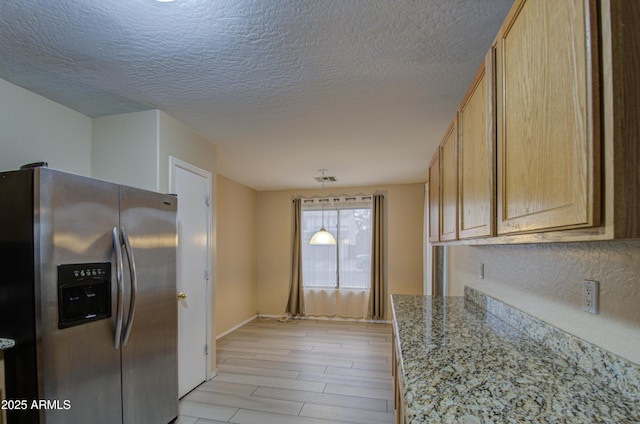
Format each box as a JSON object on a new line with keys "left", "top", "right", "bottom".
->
{"left": 448, "top": 240, "right": 640, "bottom": 365}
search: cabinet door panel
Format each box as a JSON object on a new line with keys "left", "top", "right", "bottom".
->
{"left": 440, "top": 118, "right": 458, "bottom": 242}
{"left": 497, "top": 0, "right": 599, "bottom": 234}
{"left": 459, "top": 53, "right": 495, "bottom": 239}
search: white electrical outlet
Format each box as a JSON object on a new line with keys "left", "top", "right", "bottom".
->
{"left": 582, "top": 280, "right": 599, "bottom": 314}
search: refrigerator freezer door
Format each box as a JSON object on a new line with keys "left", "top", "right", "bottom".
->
{"left": 0, "top": 170, "right": 40, "bottom": 423}
{"left": 119, "top": 186, "right": 178, "bottom": 424}
{"left": 37, "top": 169, "right": 123, "bottom": 424}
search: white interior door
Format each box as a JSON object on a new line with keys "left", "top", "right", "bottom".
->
{"left": 171, "top": 158, "right": 211, "bottom": 398}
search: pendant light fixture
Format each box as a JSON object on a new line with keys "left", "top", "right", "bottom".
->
{"left": 309, "top": 169, "right": 336, "bottom": 245}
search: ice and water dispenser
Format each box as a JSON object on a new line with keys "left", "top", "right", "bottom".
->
{"left": 57, "top": 263, "right": 111, "bottom": 328}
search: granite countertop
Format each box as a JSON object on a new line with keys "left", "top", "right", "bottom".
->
{"left": 0, "top": 338, "right": 15, "bottom": 351}
{"left": 391, "top": 294, "right": 640, "bottom": 423}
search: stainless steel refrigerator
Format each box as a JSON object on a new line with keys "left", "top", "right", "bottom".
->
{"left": 0, "top": 167, "right": 178, "bottom": 424}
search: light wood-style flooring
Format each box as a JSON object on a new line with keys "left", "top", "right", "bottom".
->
{"left": 177, "top": 318, "right": 394, "bottom": 424}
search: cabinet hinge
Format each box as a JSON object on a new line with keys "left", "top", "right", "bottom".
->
{"left": 205, "top": 270, "right": 210, "bottom": 281}
{"left": 204, "top": 344, "right": 208, "bottom": 355}
{"left": 205, "top": 195, "right": 211, "bottom": 207}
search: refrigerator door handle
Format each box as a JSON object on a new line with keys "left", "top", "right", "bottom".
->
{"left": 121, "top": 226, "right": 137, "bottom": 347}
{"left": 112, "top": 227, "right": 124, "bottom": 350}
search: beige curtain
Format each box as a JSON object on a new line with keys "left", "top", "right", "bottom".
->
{"left": 304, "top": 288, "right": 370, "bottom": 319}
{"left": 286, "top": 198, "right": 304, "bottom": 316}
{"left": 368, "top": 194, "right": 386, "bottom": 320}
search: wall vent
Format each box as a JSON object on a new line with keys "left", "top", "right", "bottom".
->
{"left": 314, "top": 176, "right": 337, "bottom": 182}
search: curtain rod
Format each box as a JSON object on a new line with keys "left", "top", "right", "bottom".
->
{"left": 292, "top": 192, "right": 384, "bottom": 203}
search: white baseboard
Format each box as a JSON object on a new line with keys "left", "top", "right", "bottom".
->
{"left": 207, "top": 368, "right": 219, "bottom": 381}
{"left": 257, "top": 313, "right": 288, "bottom": 319}
{"left": 216, "top": 314, "right": 390, "bottom": 344}
{"left": 216, "top": 315, "right": 257, "bottom": 340}
{"left": 298, "top": 315, "right": 391, "bottom": 324}
{"left": 257, "top": 313, "right": 390, "bottom": 325}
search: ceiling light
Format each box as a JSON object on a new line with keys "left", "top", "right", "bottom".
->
{"left": 309, "top": 169, "right": 336, "bottom": 246}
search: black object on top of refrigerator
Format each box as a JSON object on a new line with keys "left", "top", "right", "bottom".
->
{"left": 0, "top": 168, "right": 178, "bottom": 424}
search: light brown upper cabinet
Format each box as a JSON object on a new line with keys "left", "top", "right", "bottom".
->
{"left": 427, "top": 0, "right": 638, "bottom": 245}
{"left": 458, "top": 52, "right": 496, "bottom": 239}
{"left": 496, "top": 0, "right": 600, "bottom": 234}
{"left": 427, "top": 151, "right": 440, "bottom": 243}
{"left": 439, "top": 118, "right": 458, "bottom": 241}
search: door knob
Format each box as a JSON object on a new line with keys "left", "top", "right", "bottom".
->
{"left": 177, "top": 292, "right": 187, "bottom": 300}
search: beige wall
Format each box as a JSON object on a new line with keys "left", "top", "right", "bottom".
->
{"left": 256, "top": 183, "right": 425, "bottom": 319}
{"left": 0, "top": 86, "right": 221, "bottom": 380}
{"left": 0, "top": 78, "right": 92, "bottom": 175}
{"left": 92, "top": 110, "right": 160, "bottom": 191}
{"left": 92, "top": 110, "right": 220, "bottom": 193}
{"left": 0, "top": 351, "right": 3, "bottom": 424}
{"left": 0, "top": 77, "right": 93, "bottom": 423}
{"left": 0, "top": 78, "right": 223, "bottom": 384}
{"left": 157, "top": 111, "right": 218, "bottom": 372}
{"left": 448, "top": 241, "right": 640, "bottom": 365}
{"left": 0, "top": 356, "right": 3, "bottom": 424}
{"left": 216, "top": 176, "right": 258, "bottom": 336}
{"left": 158, "top": 112, "right": 217, "bottom": 194}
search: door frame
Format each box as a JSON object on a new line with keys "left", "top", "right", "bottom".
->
{"left": 425, "top": 182, "right": 447, "bottom": 297}
{"left": 168, "top": 156, "right": 215, "bottom": 382}
{"left": 424, "top": 182, "right": 432, "bottom": 296}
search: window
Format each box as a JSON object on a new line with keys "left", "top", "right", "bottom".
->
{"left": 301, "top": 197, "right": 372, "bottom": 289}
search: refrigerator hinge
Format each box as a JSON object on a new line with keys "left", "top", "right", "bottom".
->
{"left": 205, "top": 195, "right": 210, "bottom": 207}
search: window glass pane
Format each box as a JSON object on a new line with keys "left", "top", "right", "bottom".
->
{"left": 338, "top": 208, "right": 371, "bottom": 289}
{"left": 301, "top": 206, "right": 372, "bottom": 290}
{"left": 302, "top": 209, "right": 337, "bottom": 288}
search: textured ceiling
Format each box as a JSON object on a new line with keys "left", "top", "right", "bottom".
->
{"left": 0, "top": 0, "right": 512, "bottom": 190}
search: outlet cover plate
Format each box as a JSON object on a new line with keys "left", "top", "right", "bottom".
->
{"left": 582, "top": 280, "right": 599, "bottom": 314}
